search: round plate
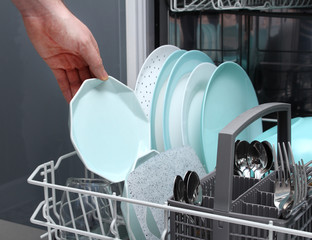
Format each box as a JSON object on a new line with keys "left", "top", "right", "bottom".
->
{"left": 163, "top": 50, "right": 214, "bottom": 150}
{"left": 201, "top": 62, "right": 262, "bottom": 173}
{"left": 70, "top": 77, "right": 150, "bottom": 182}
{"left": 121, "top": 146, "right": 206, "bottom": 240}
{"left": 150, "top": 50, "right": 186, "bottom": 152}
{"left": 121, "top": 150, "right": 159, "bottom": 240}
{"left": 135, "top": 45, "right": 180, "bottom": 118}
{"left": 256, "top": 117, "right": 312, "bottom": 164}
{"left": 181, "top": 62, "right": 217, "bottom": 163}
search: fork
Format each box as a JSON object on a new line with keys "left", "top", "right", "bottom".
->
{"left": 273, "top": 143, "right": 292, "bottom": 216}
{"left": 299, "top": 159, "right": 307, "bottom": 202}
{"left": 280, "top": 142, "right": 295, "bottom": 212}
{"left": 304, "top": 160, "right": 312, "bottom": 187}
{"left": 287, "top": 142, "right": 299, "bottom": 207}
{"left": 305, "top": 160, "right": 312, "bottom": 196}
{"left": 279, "top": 143, "right": 309, "bottom": 218}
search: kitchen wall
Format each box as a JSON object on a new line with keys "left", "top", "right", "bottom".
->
{"left": 0, "top": 0, "right": 126, "bottom": 227}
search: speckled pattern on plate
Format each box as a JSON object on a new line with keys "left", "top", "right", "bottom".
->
{"left": 122, "top": 146, "right": 206, "bottom": 239}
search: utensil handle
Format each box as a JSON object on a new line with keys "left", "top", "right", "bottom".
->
{"left": 213, "top": 102, "right": 291, "bottom": 239}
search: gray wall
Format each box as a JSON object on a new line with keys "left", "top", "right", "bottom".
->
{"left": 0, "top": 0, "right": 126, "bottom": 227}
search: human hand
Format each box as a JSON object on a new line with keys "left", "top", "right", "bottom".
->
{"left": 13, "top": 0, "right": 108, "bottom": 103}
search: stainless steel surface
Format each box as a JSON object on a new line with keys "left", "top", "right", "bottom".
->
{"left": 173, "top": 175, "right": 185, "bottom": 202}
{"left": 186, "top": 171, "right": 202, "bottom": 205}
{"left": 248, "top": 141, "right": 263, "bottom": 179}
{"left": 261, "top": 141, "right": 274, "bottom": 177}
{"left": 173, "top": 171, "right": 203, "bottom": 205}
{"left": 273, "top": 143, "right": 291, "bottom": 216}
{"left": 273, "top": 142, "right": 310, "bottom": 219}
{"left": 235, "top": 140, "right": 250, "bottom": 177}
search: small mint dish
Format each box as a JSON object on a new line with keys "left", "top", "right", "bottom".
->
{"left": 70, "top": 77, "right": 151, "bottom": 183}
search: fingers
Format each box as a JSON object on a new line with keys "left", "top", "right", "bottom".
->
{"left": 52, "top": 67, "right": 94, "bottom": 103}
{"left": 52, "top": 69, "right": 72, "bottom": 103}
{"left": 66, "top": 69, "right": 82, "bottom": 97}
{"left": 78, "top": 66, "right": 92, "bottom": 82}
{"left": 80, "top": 37, "right": 108, "bottom": 81}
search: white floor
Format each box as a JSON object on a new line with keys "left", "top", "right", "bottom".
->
{"left": 0, "top": 219, "right": 46, "bottom": 240}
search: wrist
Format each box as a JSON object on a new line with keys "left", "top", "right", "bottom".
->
{"left": 12, "top": 0, "right": 67, "bottom": 18}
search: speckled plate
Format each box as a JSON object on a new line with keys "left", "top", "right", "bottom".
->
{"left": 121, "top": 146, "right": 206, "bottom": 240}
{"left": 135, "top": 45, "right": 180, "bottom": 119}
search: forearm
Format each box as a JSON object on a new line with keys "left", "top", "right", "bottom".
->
{"left": 11, "top": 0, "right": 67, "bottom": 18}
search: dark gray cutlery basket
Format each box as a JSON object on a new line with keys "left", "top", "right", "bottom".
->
{"left": 168, "top": 102, "right": 312, "bottom": 239}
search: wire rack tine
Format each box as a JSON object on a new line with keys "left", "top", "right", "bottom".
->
{"left": 169, "top": 0, "right": 312, "bottom": 10}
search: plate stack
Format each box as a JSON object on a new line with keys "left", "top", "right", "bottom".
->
{"left": 135, "top": 45, "right": 263, "bottom": 173}
{"left": 68, "top": 45, "right": 264, "bottom": 240}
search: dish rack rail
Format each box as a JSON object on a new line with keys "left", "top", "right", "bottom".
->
{"left": 28, "top": 103, "right": 312, "bottom": 240}
{"left": 169, "top": 0, "right": 312, "bottom": 11}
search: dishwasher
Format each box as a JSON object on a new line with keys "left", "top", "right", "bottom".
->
{"left": 28, "top": 0, "right": 312, "bottom": 239}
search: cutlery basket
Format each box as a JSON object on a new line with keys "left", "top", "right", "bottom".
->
{"left": 169, "top": 102, "right": 312, "bottom": 239}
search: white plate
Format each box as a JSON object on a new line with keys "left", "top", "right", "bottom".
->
{"left": 70, "top": 77, "right": 150, "bottom": 182}
{"left": 201, "top": 62, "right": 262, "bottom": 173}
{"left": 150, "top": 50, "right": 186, "bottom": 152}
{"left": 135, "top": 45, "right": 180, "bottom": 118}
{"left": 163, "top": 50, "right": 214, "bottom": 150}
{"left": 181, "top": 62, "right": 217, "bottom": 163}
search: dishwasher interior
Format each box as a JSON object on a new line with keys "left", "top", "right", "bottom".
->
{"left": 157, "top": 2, "right": 312, "bottom": 123}
{"left": 28, "top": 1, "right": 312, "bottom": 239}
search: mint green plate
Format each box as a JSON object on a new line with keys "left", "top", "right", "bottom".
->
{"left": 201, "top": 62, "right": 263, "bottom": 173}
{"left": 256, "top": 117, "right": 312, "bottom": 164}
{"left": 70, "top": 77, "right": 150, "bottom": 182}
{"left": 181, "top": 62, "right": 217, "bottom": 165}
{"left": 163, "top": 50, "right": 214, "bottom": 150}
{"left": 150, "top": 50, "right": 186, "bottom": 152}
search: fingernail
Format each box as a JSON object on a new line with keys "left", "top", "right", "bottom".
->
{"left": 100, "top": 72, "right": 109, "bottom": 81}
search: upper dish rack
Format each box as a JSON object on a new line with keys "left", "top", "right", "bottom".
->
{"left": 170, "top": 0, "right": 312, "bottom": 11}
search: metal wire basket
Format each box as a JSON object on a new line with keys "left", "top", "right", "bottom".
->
{"left": 169, "top": 0, "right": 312, "bottom": 11}
{"left": 28, "top": 103, "right": 312, "bottom": 240}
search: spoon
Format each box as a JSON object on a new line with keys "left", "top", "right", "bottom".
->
{"left": 251, "top": 141, "right": 268, "bottom": 179}
{"left": 234, "top": 140, "right": 241, "bottom": 175}
{"left": 260, "top": 141, "right": 274, "bottom": 177}
{"left": 173, "top": 175, "right": 185, "bottom": 202}
{"left": 183, "top": 171, "right": 193, "bottom": 203}
{"left": 173, "top": 173, "right": 201, "bottom": 225}
{"left": 248, "top": 141, "right": 261, "bottom": 178}
{"left": 235, "top": 140, "right": 250, "bottom": 177}
{"left": 186, "top": 171, "right": 202, "bottom": 205}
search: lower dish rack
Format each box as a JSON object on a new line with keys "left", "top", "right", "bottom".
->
{"left": 28, "top": 152, "right": 312, "bottom": 240}
{"left": 28, "top": 103, "right": 312, "bottom": 240}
